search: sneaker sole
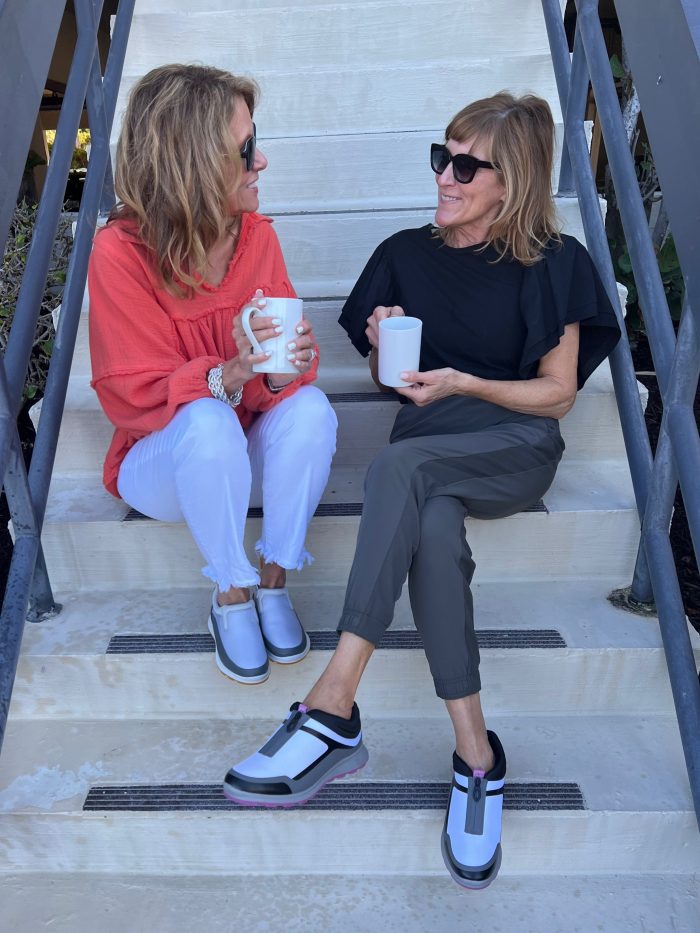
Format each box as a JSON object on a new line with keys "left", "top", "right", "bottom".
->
{"left": 223, "top": 743, "right": 369, "bottom": 809}
{"left": 207, "top": 618, "right": 270, "bottom": 685}
{"left": 266, "top": 631, "right": 311, "bottom": 665}
{"left": 440, "top": 836, "right": 502, "bottom": 891}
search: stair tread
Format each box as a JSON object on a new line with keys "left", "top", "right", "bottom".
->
{"left": 20, "top": 580, "right": 680, "bottom": 657}
{"left": 2, "top": 872, "right": 697, "bottom": 932}
{"left": 41, "top": 459, "right": 637, "bottom": 525}
{"left": 0, "top": 715, "right": 694, "bottom": 815}
{"left": 9, "top": 647, "right": 692, "bottom": 720}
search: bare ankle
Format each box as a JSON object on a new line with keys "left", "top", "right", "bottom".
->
{"left": 217, "top": 586, "right": 250, "bottom": 607}
{"left": 303, "top": 688, "right": 354, "bottom": 720}
{"left": 456, "top": 743, "right": 495, "bottom": 773}
{"left": 259, "top": 560, "right": 286, "bottom": 590}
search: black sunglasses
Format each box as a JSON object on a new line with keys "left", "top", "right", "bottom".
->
{"left": 430, "top": 143, "right": 495, "bottom": 184}
{"left": 239, "top": 123, "right": 257, "bottom": 171}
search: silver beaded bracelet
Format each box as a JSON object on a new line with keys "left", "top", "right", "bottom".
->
{"left": 207, "top": 363, "right": 243, "bottom": 408}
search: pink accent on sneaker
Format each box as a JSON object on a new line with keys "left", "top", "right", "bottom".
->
{"left": 473, "top": 769, "right": 486, "bottom": 778}
{"left": 298, "top": 703, "right": 309, "bottom": 713}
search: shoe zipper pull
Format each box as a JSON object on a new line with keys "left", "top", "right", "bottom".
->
{"left": 465, "top": 769, "right": 486, "bottom": 836}
{"left": 286, "top": 703, "right": 308, "bottom": 732}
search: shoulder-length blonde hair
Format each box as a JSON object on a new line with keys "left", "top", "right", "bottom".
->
{"left": 437, "top": 92, "right": 560, "bottom": 264}
{"left": 112, "top": 64, "right": 259, "bottom": 295}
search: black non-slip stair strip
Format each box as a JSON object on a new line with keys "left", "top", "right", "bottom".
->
{"left": 84, "top": 781, "right": 585, "bottom": 812}
{"left": 124, "top": 499, "right": 547, "bottom": 522}
{"left": 325, "top": 392, "right": 398, "bottom": 403}
{"left": 106, "top": 628, "right": 566, "bottom": 654}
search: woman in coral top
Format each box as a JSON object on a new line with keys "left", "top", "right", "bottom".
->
{"left": 88, "top": 64, "right": 337, "bottom": 685}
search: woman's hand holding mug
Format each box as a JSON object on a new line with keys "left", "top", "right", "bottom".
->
{"left": 226, "top": 290, "right": 318, "bottom": 394}
{"left": 365, "top": 305, "right": 405, "bottom": 349}
{"left": 225, "top": 290, "right": 276, "bottom": 394}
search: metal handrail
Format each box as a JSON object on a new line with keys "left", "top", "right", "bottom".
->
{"left": 0, "top": 0, "right": 135, "bottom": 754}
{"left": 541, "top": 0, "right": 700, "bottom": 828}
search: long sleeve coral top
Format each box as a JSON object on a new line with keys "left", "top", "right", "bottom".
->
{"left": 88, "top": 212, "right": 318, "bottom": 497}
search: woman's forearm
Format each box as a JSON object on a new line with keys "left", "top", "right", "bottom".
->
{"left": 458, "top": 371, "right": 576, "bottom": 419}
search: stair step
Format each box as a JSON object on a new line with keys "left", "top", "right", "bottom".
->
{"left": 0, "top": 715, "right": 697, "bottom": 874}
{"left": 0, "top": 715, "right": 692, "bottom": 812}
{"left": 38, "top": 458, "right": 640, "bottom": 590}
{"left": 50, "top": 382, "right": 633, "bottom": 473}
{"left": 117, "top": 1, "right": 563, "bottom": 149}
{"left": 2, "top": 873, "right": 697, "bottom": 932}
{"left": 9, "top": 648, "right": 690, "bottom": 719}
{"left": 18, "top": 580, "right": 674, "bottom": 658}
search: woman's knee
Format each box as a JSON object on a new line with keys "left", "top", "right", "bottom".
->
{"left": 293, "top": 386, "right": 337, "bottom": 434}
{"left": 274, "top": 386, "right": 338, "bottom": 450}
{"left": 174, "top": 398, "right": 248, "bottom": 467}
{"left": 417, "top": 497, "right": 469, "bottom": 558}
{"left": 365, "top": 441, "right": 419, "bottom": 491}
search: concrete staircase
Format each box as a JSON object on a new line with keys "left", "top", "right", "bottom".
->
{"left": 1, "top": 1, "right": 699, "bottom": 930}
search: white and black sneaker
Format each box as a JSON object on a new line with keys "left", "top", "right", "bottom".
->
{"left": 441, "top": 731, "right": 506, "bottom": 890}
{"left": 224, "top": 701, "right": 368, "bottom": 807}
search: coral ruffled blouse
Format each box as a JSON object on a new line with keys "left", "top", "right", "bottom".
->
{"left": 88, "top": 212, "right": 318, "bottom": 497}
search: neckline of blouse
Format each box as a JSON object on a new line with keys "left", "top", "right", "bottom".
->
{"left": 199, "top": 212, "right": 256, "bottom": 293}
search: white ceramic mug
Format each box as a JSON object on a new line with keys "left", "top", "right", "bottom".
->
{"left": 241, "top": 297, "right": 304, "bottom": 374}
{"left": 378, "top": 316, "right": 423, "bottom": 387}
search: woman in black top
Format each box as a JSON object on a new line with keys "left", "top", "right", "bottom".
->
{"left": 225, "top": 92, "right": 620, "bottom": 889}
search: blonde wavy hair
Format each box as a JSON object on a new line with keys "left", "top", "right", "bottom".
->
{"left": 112, "top": 64, "right": 259, "bottom": 295}
{"left": 437, "top": 92, "right": 560, "bottom": 264}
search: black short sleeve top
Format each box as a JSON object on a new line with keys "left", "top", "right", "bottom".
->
{"left": 338, "top": 225, "right": 621, "bottom": 389}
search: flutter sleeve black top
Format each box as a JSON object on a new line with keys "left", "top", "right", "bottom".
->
{"left": 338, "top": 225, "right": 620, "bottom": 390}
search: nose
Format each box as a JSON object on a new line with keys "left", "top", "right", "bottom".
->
{"left": 254, "top": 146, "right": 268, "bottom": 172}
{"left": 435, "top": 160, "right": 455, "bottom": 187}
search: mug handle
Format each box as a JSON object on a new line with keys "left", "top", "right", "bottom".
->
{"left": 241, "top": 305, "right": 265, "bottom": 355}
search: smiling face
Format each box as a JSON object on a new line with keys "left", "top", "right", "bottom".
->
{"left": 434, "top": 136, "right": 506, "bottom": 247}
{"left": 226, "top": 94, "right": 268, "bottom": 217}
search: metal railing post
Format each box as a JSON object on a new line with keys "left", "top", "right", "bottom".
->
{"left": 0, "top": 0, "right": 135, "bottom": 757}
{"left": 542, "top": 0, "right": 700, "bottom": 828}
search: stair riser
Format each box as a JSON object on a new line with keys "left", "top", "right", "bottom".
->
{"left": 117, "top": 2, "right": 562, "bottom": 148}
{"left": 52, "top": 392, "right": 628, "bottom": 475}
{"left": 71, "top": 202, "right": 594, "bottom": 301}
{"left": 122, "top": 3, "right": 555, "bottom": 78}
{"left": 40, "top": 509, "right": 640, "bottom": 591}
{"left": 1, "top": 811, "right": 697, "bottom": 875}
{"left": 108, "top": 124, "right": 590, "bottom": 217}
{"left": 10, "top": 650, "right": 687, "bottom": 719}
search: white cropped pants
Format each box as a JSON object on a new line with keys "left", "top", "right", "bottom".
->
{"left": 117, "top": 386, "right": 338, "bottom": 590}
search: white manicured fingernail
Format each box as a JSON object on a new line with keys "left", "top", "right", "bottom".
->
{"left": 287, "top": 353, "right": 296, "bottom": 361}
{"left": 296, "top": 325, "right": 304, "bottom": 334}
{"left": 271, "top": 317, "right": 282, "bottom": 325}
{"left": 287, "top": 341, "right": 296, "bottom": 350}
{"left": 400, "top": 372, "right": 409, "bottom": 379}
{"left": 274, "top": 326, "right": 284, "bottom": 334}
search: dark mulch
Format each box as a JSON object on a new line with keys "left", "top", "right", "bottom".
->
{"left": 631, "top": 334, "right": 700, "bottom": 633}
{"left": 1, "top": 354, "right": 698, "bottom": 633}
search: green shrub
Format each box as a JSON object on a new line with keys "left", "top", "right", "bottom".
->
{"left": 0, "top": 202, "right": 72, "bottom": 402}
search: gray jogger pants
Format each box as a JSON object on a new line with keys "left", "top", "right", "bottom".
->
{"left": 337, "top": 416, "right": 565, "bottom": 700}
